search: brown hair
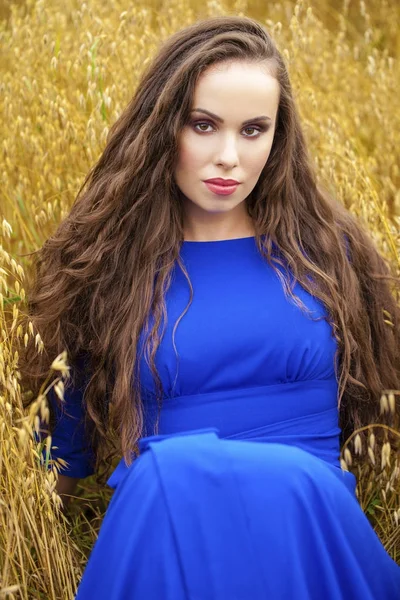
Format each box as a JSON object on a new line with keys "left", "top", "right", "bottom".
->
{"left": 19, "top": 15, "right": 400, "bottom": 483}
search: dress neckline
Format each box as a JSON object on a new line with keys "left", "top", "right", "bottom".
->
{"left": 182, "top": 235, "right": 256, "bottom": 244}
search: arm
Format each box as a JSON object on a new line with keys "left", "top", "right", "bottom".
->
{"left": 46, "top": 381, "right": 96, "bottom": 479}
{"left": 40, "top": 355, "right": 96, "bottom": 490}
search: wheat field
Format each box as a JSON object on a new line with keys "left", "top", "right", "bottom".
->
{"left": 1, "top": 0, "right": 399, "bottom": 598}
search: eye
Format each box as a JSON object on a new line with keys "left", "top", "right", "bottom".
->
{"left": 192, "top": 120, "right": 267, "bottom": 138}
{"left": 194, "top": 122, "right": 213, "bottom": 133}
{"left": 243, "top": 126, "right": 264, "bottom": 137}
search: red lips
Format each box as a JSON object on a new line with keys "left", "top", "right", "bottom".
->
{"left": 204, "top": 178, "right": 240, "bottom": 186}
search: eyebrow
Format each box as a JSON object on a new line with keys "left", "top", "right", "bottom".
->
{"left": 191, "top": 108, "right": 272, "bottom": 126}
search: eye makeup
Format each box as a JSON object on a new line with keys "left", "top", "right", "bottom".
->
{"left": 191, "top": 120, "right": 270, "bottom": 138}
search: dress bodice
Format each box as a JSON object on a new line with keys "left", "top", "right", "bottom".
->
{"left": 139, "top": 236, "right": 338, "bottom": 399}
{"left": 108, "top": 236, "right": 352, "bottom": 492}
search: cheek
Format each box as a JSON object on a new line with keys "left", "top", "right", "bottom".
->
{"left": 245, "top": 145, "right": 272, "bottom": 175}
{"left": 177, "top": 134, "right": 209, "bottom": 171}
{"left": 177, "top": 143, "right": 192, "bottom": 171}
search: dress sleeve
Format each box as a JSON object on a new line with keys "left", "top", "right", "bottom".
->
{"left": 46, "top": 381, "right": 96, "bottom": 478}
{"left": 39, "top": 356, "right": 96, "bottom": 478}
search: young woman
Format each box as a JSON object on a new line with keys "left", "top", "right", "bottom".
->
{"left": 22, "top": 15, "right": 400, "bottom": 599}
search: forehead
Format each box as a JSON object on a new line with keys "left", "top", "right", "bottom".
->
{"left": 192, "top": 61, "right": 280, "bottom": 117}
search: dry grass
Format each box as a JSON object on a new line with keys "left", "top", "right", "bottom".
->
{"left": 340, "top": 393, "right": 400, "bottom": 559}
{"left": 0, "top": 0, "right": 399, "bottom": 597}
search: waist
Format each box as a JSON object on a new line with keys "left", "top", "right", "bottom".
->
{"left": 107, "top": 379, "right": 344, "bottom": 490}
{"left": 142, "top": 379, "right": 342, "bottom": 465}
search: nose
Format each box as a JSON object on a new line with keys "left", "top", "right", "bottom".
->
{"left": 215, "top": 133, "right": 239, "bottom": 167}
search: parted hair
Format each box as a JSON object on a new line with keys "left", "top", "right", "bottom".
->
{"left": 20, "top": 15, "right": 400, "bottom": 483}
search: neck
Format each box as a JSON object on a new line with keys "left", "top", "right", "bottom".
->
{"left": 183, "top": 207, "right": 256, "bottom": 242}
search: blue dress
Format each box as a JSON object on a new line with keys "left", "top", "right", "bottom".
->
{"left": 46, "top": 236, "right": 400, "bottom": 599}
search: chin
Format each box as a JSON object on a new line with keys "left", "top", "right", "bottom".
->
{"left": 205, "top": 201, "right": 239, "bottom": 213}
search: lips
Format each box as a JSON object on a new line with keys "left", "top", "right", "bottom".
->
{"left": 204, "top": 181, "right": 239, "bottom": 196}
{"left": 204, "top": 178, "right": 240, "bottom": 186}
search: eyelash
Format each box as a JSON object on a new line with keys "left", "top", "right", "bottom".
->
{"left": 191, "top": 120, "right": 268, "bottom": 139}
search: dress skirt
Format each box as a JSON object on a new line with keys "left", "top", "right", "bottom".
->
{"left": 74, "top": 429, "right": 400, "bottom": 600}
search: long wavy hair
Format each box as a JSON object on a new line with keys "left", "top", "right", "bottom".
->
{"left": 20, "top": 15, "right": 400, "bottom": 484}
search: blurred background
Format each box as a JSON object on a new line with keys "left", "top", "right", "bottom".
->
{"left": 1, "top": 1, "right": 399, "bottom": 598}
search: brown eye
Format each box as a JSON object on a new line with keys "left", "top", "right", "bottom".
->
{"left": 192, "top": 121, "right": 267, "bottom": 139}
{"left": 194, "top": 122, "right": 212, "bottom": 132}
{"left": 244, "top": 127, "right": 258, "bottom": 136}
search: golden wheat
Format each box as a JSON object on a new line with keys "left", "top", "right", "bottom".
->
{"left": 1, "top": 0, "right": 399, "bottom": 597}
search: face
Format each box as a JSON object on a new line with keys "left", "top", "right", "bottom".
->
{"left": 174, "top": 60, "right": 280, "bottom": 234}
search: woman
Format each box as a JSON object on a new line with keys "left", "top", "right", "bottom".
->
{"left": 22, "top": 15, "right": 400, "bottom": 599}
